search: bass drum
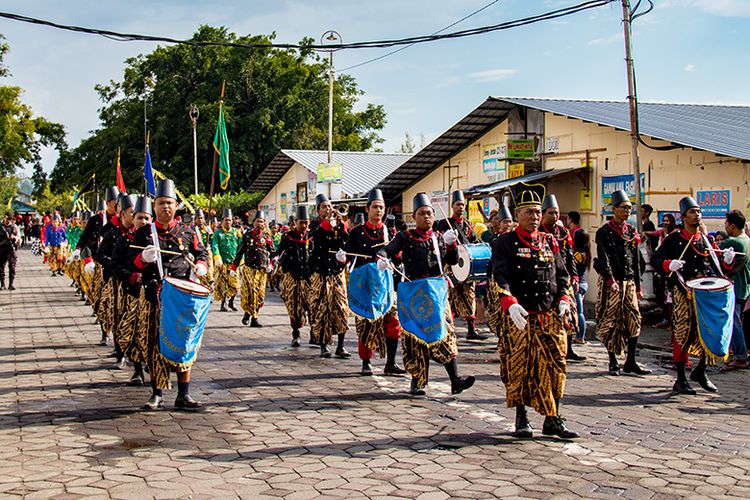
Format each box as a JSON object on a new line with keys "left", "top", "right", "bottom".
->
{"left": 451, "top": 243, "right": 492, "bottom": 283}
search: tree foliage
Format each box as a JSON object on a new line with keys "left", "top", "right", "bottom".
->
{"left": 186, "top": 191, "right": 265, "bottom": 218}
{"left": 51, "top": 26, "right": 387, "bottom": 197}
{"left": 0, "top": 34, "right": 67, "bottom": 177}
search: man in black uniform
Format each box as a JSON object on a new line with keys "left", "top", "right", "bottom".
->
{"left": 343, "top": 188, "right": 406, "bottom": 376}
{"left": 309, "top": 193, "right": 350, "bottom": 358}
{"left": 492, "top": 182, "right": 578, "bottom": 439}
{"left": 540, "top": 194, "right": 586, "bottom": 362}
{"left": 378, "top": 193, "right": 475, "bottom": 396}
{"left": 0, "top": 214, "right": 20, "bottom": 290}
{"left": 652, "top": 196, "right": 726, "bottom": 394}
{"left": 436, "top": 190, "right": 485, "bottom": 340}
{"left": 232, "top": 210, "right": 272, "bottom": 327}
{"left": 594, "top": 189, "right": 651, "bottom": 376}
{"left": 278, "top": 205, "right": 313, "bottom": 347}
{"left": 131, "top": 179, "right": 208, "bottom": 410}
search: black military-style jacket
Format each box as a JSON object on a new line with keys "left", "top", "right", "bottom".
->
{"left": 77, "top": 211, "right": 116, "bottom": 258}
{"left": 652, "top": 229, "right": 721, "bottom": 289}
{"left": 345, "top": 222, "right": 395, "bottom": 270}
{"left": 111, "top": 229, "right": 142, "bottom": 297}
{"left": 593, "top": 220, "right": 641, "bottom": 287}
{"left": 436, "top": 216, "right": 479, "bottom": 245}
{"left": 310, "top": 219, "right": 348, "bottom": 276}
{"left": 233, "top": 228, "right": 271, "bottom": 270}
{"left": 379, "top": 228, "right": 458, "bottom": 281}
{"left": 540, "top": 222, "right": 577, "bottom": 282}
{"left": 278, "top": 230, "right": 313, "bottom": 280}
{"left": 492, "top": 228, "right": 569, "bottom": 312}
{"left": 96, "top": 223, "right": 129, "bottom": 281}
{"left": 131, "top": 220, "right": 207, "bottom": 303}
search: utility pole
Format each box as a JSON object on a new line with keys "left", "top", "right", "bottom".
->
{"left": 621, "top": 0, "right": 643, "bottom": 230}
{"left": 190, "top": 105, "right": 200, "bottom": 195}
{"left": 322, "top": 30, "right": 342, "bottom": 200}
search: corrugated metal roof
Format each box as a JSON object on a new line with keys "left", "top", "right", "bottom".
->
{"left": 464, "top": 167, "right": 588, "bottom": 197}
{"left": 499, "top": 97, "right": 750, "bottom": 162}
{"left": 249, "top": 149, "right": 412, "bottom": 197}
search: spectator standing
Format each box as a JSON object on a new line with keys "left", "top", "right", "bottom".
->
{"left": 720, "top": 210, "right": 750, "bottom": 370}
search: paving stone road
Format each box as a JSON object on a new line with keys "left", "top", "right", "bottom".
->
{"left": 2, "top": 248, "right": 750, "bottom": 499}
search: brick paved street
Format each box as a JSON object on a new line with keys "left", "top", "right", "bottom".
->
{"left": 2, "top": 248, "right": 750, "bottom": 499}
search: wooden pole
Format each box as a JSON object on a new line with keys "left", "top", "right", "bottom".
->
{"left": 208, "top": 80, "right": 226, "bottom": 217}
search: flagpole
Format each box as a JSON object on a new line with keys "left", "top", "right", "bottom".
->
{"left": 208, "top": 80, "right": 226, "bottom": 217}
{"left": 145, "top": 131, "right": 150, "bottom": 193}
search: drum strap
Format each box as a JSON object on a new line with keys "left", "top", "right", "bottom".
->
{"left": 700, "top": 233, "right": 724, "bottom": 277}
{"left": 150, "top": 223, "right": 164, "bottom": 279}
{"left": 431, "top": 234, "right": 443, "bottom": 275}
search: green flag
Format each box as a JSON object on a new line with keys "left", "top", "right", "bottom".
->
{"left": 213, "top": 102, "right": 231, "bottom": 190}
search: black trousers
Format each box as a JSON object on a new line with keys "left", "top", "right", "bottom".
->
{"left": 0, "top": 247, "right": 16, "bottom": 286}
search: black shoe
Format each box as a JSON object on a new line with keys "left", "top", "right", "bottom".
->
{"left": 0, "top": 284, "right": 5, "bottom": 290}
{"left": 690, "top": 370, "right": 718, "bottom": 392}
{"left": 219, "top": 301, "right": 228, "bottom": 312}
{"left": 99, "top": 335, "right": 109, "bottom": 347}
{"left": 672, "top": 379, "right": 697, "bottom": 395}
{"left": 320, "top": 345, "right": 332, "bottom": 358}
{"left": 335, "top": 347, "right": 351, "bottom": 358}
{"left": 361, "top": 360, "right": 373, "bottom": 376}
{"left": 6, "top": 285, "right": 13, "bottom": 291}
{"left": 241, "top": 313, "right": 250, "bottom": 325}
{"left": 466, "top": 330, "right": 487, "bottom": 341}
{"left": 113, "top": 358, "right": 127, "bottom": 370}
{"left": 174, "top": 394, "right": 202, "bottom": 410}
{"left": 451, "top": 375, "right": 476, "bottom": 395}
{"left": 291, "top": 337, "right": 301, "bottom": 348}
{"left": 608, "top": 361, "right": 621, "bottom": 376}
{"left": 512, "top": 408, "right": 533, "bottom": 439}
{"left": 250, "top": 317, "right": 262, "bottom": 328}
{"left": 567, "top": 350, "right": 587, "bottom": 362}
{"left": 542, "top": 416, "right": 580, "bottom": 439}
{"left": 384, "top": 364, "right": 407, "bottom": 376}
{"left": 409, "top": 378, "right": 425, "bottom": 396}
{"left": 130, "top": 373, "right": 145, "bottom": 386}
{"left": 623, "top": 362, "right": 652, "bottom": 376}
{"left": 228, "top": 298, "right": 238, "bottom": 311}
{"left": 108, "top": 350, "right": 118, "bottom": 358}
{"left": 142, "top": 394, "right": 164, "bottom": 411}
{"left": 308, "top": 335, "right": 318, "bottom": 347}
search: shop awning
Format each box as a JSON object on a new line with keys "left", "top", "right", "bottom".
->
{"left": 463, "top": 166, "right": 588, "bottom": 198}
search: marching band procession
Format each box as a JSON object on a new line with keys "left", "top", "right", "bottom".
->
{"left": 11, "top": 175, "right": 748, "bottom": 441}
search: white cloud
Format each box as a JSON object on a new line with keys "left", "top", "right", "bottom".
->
{"left": 587, "top": 33, "right": 621, "bottom": 46}
{"left": 684, "top": 63, "right": 697, "bottom": 72}
{"left": 466, "top": 69, "right": 519, "bottom": 83}
{"left": 692, "top": 0, "right": 750, "bottom": 18}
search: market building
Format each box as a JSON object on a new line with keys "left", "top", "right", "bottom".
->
{"left": 250, "top": 149, "right": 412, "bottom": 222}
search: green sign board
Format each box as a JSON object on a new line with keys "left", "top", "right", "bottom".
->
{"left": 507, "top": 139, "right": 535, "bottom": 159}
{"left": 317, "top": 162, "right": 343, "bottom": 183}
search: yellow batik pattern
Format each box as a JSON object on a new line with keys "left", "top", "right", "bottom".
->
{"left": 595, "top": 277, "right": 641, "bottom": 355}
{"left": 402, "top": 303, "right": 457, "bottom": 390}
{"left": 215, "top": 265, "right": 239, "bottom": 301}
{"left": 449, "top": 280, "right": 476, "bottom": 319}
{"left": 240, "top": 266, "right": 267, "bottom": 318}
{"left": 309, "top": 272, "right": 349, "bottom": 346}
{"left": 280, "top": 272, "right": 311, "bottom": 329}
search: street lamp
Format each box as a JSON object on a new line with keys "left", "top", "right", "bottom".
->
{"left": 321, "top": 30, "right": 342, "bottom": 199}
{"left": 190, "top": 105, "right": 200, "bottom": 195}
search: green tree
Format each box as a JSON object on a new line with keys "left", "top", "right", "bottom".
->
{"left": 398, "top": 132, "right": 416, "bottom": 154}
{"left": 52, "top": 26, "right": 386, "bottom": 196}
{"left": 0, "top": 176, "right": 17, "bottom": 218}
{"left": 31, "top": 163, "right": 47, "bottom": 198}
{"left": 0, "top": 35, "right": 66, "bottom": 177}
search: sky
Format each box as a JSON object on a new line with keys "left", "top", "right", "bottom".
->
{"left": 1, "top": 0, "right": 748, "bottom": 179}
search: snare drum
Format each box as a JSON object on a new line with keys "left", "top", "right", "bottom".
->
{"left": 451, "top": 243, "right": 492, "bottom": 282}
{"left": 159, "top": 277, "right": 212, "bottom": 368}
{"left": 686, "top": 277, "right": 734, "bottom": 361}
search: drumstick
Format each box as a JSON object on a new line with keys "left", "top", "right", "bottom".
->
{"left": 711, "top": 248, "right": 746, "bottom": 256}
{"left": 328, "top": 250, "right": 410, "bottom": 281}
{"left": 131, "top": 244, "right": 182, "bottom": 256}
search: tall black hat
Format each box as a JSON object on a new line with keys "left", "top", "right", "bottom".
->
{"left": 511, "top": 182, "right": 545, "bottom": 209}
{"left": 498, "top": 204, "right": 513, "bottom": 221}
{"left": 679, "top": 196, "right": 700, "bottom": 214}
{"left": 194, "top": 209, "right": 205, "bottom": 219}
{"left": 222, "top": 208, "right": 233, "bottom": 219}
{"left": 254, "top": 210, "right": 265, "bottom": 221}
{"left": 367, "top": 188, "right": 384, "bottom": 206}
{"left": 105, "top": 186, "right": 120, "bottom": 202}
{"left": 118, "top": 194, "right": 136, "bottom": 212}
{"left": 296, "top": 205, "right": 310, "bottom": 221}
{"left": 451, "top": 190, "right": 465, "bottom": 205}
{"left": 413, "top": 192, "right": 432, "bottom": 212}
{"left": 134, "top": 196, "right": 152, "bottom": 215}
{"left": 96, "top": 200, "right": 106, "bottom": 212}
{"left": 155, "top": 179, "right": 176, "bottom": 200}
{"left": 315, "top": 193, "right": 329, "bottom": 208}
{"left": 609, "top": 189, "right": 631, "bottom": 207}
{"left": 353, "top": 213, "right": 366, "bottom": 225}
{"left": 541, "top": 194, "right": 559, "bottom": 212}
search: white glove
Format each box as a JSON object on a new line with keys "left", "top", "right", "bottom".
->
{"left": 377, "top": 257, "right": 390, "bottom": 271}
{"left": 335, "top": 249, "right": 347, "bottom": 263}
{"left": 84, "top": 261, "right": 95, "bottom": 275}
{"left": 194, "top": 263, "right": 208, "bottom": 277}
{"left": 71, "top": 248, "right": 81, "bottom": 260}
{"left": 668, "top": 260, "right": 685, "bottom": 272}
{"left": 508, "top": 303, "right": 529, "bottom": 330}
{"left": 229, "top": 269, "right": 237, "bottom": 277}
{"left": 443, "top": 229, "right": 457, "bottom": 246}
{"left": 141, "top": 245, "right": 159, "bottom": 263}
{"left": 723, "top": 247, "right": 736, "bottom": 265}
{"left": 66, "top": 256, "right": 73, "bottom": 265}
{"left": 558, "top": 301, "right": 570, "bottom": 318}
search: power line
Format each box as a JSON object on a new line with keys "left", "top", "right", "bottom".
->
{"left": 0, "top": 1, "right": 616, "bottom": 52}
{"left": 339, "top": 0, "right": 501, "bottom": 73}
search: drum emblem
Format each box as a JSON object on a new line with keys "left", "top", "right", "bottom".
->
{"left": 410, "top": 288, "right": 434, "bottom": 317}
